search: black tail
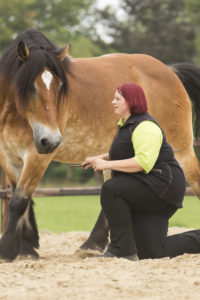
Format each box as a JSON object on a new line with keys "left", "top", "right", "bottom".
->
{"left": 170, "top": 63, "right": 200, "bottom": 138}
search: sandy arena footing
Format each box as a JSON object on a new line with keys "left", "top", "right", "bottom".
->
{"left": 0, "top": 227, "right": 200, "bottom": 300}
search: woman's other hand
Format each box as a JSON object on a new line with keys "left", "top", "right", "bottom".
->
{"left": 91, "top": 158, "right": 108, "bottom": 171}
{"left": 81, "top": 156, "right": 98, "bottom": 170}
{"left": 81, "top": 156, "right": 108, "bottom": 171}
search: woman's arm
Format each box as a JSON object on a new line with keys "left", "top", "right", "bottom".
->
{"left": 82, "top": 122, "right": 163, "bottom": 173}
{"left": 91, "top": 157, "right": 143, "bottom": 172}
{"left": 87, "top": 122, "right": 163, "bottom": 173}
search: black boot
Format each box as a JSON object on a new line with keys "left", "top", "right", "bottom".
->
{"left": 96, "top": 251, "right": 139, "bottom": 261}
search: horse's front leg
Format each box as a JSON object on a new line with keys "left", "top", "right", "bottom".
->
{"left": 79, "top": 170, "right": 111, "bottom": 252}
{"left": 0, "top": 169, "right": 39, "bottom": 258}
{"left": 0, "top": 153, "right": 52, "bottom": 261}
{"left": 17, "top": 197, "right": 39, "bottom": 258}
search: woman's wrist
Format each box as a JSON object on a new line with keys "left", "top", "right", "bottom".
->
{"left": 98, "top": 153, "right": 109, "bottom": 160}
{"left": 105, "top": 160, "right": 112, "bottom": 169}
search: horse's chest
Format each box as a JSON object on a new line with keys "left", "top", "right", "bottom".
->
{"left": 0, "top": 129, "right": 25, "bottom": 166}
{"left": 0, "top": 141, "right": 23, "bottom": 166}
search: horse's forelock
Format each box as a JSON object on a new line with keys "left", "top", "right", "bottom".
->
{"left": 15, "top": 50, "right": 45, "bottom": 105}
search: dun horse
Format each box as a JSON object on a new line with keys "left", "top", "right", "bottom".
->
{"left": 0, "top": 28, "right": 200, "bottom": 260}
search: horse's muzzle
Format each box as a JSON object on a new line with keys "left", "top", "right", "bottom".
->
{"left": 38, "top": 136, "right": 61, "bottom": 154}
{"left": 32, "top": 124, "right": 61, "bottom": 154}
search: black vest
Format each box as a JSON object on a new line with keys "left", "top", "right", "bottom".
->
{"left": 109, "top": 113, "right": 186, "bottom": 208}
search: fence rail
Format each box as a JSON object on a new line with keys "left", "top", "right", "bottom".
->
{"left": 0, "top": 186, "right": 101, "bottom": 198}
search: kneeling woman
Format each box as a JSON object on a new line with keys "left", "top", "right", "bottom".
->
{"left": 82, "top": 83, "right": 200, "bottom": 261}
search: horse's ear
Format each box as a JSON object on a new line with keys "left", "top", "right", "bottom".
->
{"left": 18, "top": 41, "right": 30, "bottom": 62}
{"left": 56, "top": 44, "right": 71, "bottom": 61}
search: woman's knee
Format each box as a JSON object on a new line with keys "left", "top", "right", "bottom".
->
{"left": 100, "top": 180, "right": 116, "bottom": 206}
{"left": 101, "top": 179, "right": 115, "bottom": 196}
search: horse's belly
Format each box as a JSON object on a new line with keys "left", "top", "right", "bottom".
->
{"left": 54, "top": 127, "right": 113, "bottom": 163}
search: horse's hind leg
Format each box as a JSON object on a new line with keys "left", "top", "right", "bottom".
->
{"left": 79, "top": 170, "right": 110, "bottom": 252}
{"left": 17, "top": 198, "right": 39, "bottom": 258}
{"left": 175, "top": 146, "right": 200, "bottom": 198}
{"left": 80, "top": 209, "right": 109, "bottom": 251}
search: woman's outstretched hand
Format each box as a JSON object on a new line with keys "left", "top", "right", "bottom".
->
{"left": 91, "top": 158, "right": 108, "bottom": 171}
{"left": 81, "top": 156, "right": 98, "bottom": 170}
{"left": 81, "top": 156, "right": 108, "bottom": 171}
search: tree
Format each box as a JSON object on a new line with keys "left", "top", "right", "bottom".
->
{"left": 184, "top": 0, "right": 200, "bottom": 64}
{"left": 185, "top": 0, "right": 200, "bottom": 24}
{"left": 93, "top": 0, "right": 196, "bottom": 64}
{"left": 0, "top": 0, "right": 103, "bottom": 57}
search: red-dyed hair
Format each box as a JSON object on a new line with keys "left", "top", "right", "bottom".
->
{"left": 117, "top": 83, "right": 148, "bottom": 114}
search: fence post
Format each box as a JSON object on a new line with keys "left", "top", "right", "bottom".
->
{"left": 1, "top": 169, "right": 9, "bottom": 233}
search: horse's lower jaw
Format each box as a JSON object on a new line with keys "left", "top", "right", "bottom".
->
{"left": 37, "top": 148, "right": 55, "bottom": 154}
{"left": 36, "top": 144, "right": 59, "bottom": 154}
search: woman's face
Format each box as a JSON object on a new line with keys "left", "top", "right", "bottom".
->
{"left": 112, "top": 90, "right": 130, "bottom": 118}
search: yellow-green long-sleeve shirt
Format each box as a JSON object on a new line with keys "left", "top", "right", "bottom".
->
{"left": 118, "top": 119, "right": 163, "bottom": 173}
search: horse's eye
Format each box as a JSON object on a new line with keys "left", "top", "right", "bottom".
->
{"left": 58, "top": 82, "right": 63, "bottom": 92}
{"left": 58, "top": 82, "right": 63, "bottom": 99}
{"left": 29, "top": 84, "right": 37, "bottom": 96}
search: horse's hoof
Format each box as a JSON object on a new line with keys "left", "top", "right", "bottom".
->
{"left": 19, "top": 248, "right": 39, "bottom": 259}
{"left": 74, "top": 248, "right": 101, "bottom": 259}
{"left": 80, "top": 238, "right": 108, "bottom": 252}
{"left": 0, "top": 245, "right": 18, "bottom": 261}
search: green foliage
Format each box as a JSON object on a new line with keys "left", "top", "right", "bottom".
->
{"left": 70, "top": 35, "right": 103, "bottom": 58}
{"left": 185, "top": 0, "right": 200, "bottom": 24}
{"left": 0, "top": 0, "right": 36, "bottom": 52}
{"left": 184, "top": 0, "right": 200, "bottom": 64}
{"left": 93, "top": 0, "right": 197, "bottom": 63}
{"left": 0, "top": 0, "right": 103, "bottom": 56}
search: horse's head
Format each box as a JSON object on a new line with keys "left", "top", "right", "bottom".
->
{"left": 7, "top": 30, "right": 71, "bottom": 154}
{"left": 20, "top": 66, "right": 63, "bottom": 154}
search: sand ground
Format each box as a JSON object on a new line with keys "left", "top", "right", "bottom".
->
{"left": 0, "top": 227, "right": 200, "bottom": 300}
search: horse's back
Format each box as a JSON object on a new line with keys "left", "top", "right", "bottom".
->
{"left": 67, "top": 53, "right": 192, "bottom": 153}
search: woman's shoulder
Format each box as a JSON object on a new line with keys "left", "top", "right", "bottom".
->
{"left": 134, "top": 120, "right": 162, "bottom": 134}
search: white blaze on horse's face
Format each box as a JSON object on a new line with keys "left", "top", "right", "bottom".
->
{"left": 41, "top": 70, "right": 53, "bottom": 90}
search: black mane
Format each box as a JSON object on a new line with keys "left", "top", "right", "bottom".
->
{"left": 0, "top": 28, "right": 70, "bottom": 105}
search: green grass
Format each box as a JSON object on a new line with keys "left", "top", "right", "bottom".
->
{"left": 34, "top": 195, "right": 101, "bottom": 233}
{"left": 1, "top": 195, "right": 200, "bottom": 233}
{"left": 32, "top": 195, "right": 200, "bottom": 233}
{"left": 169, "top": 196, "right": 200, "bottom": 228}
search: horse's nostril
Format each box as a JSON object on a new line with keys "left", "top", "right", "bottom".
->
{"left": 40, "top": 138, "right": 48, "bottom": 147}
{"left": 38, "top": 135, "right": 61, "bottom": 153}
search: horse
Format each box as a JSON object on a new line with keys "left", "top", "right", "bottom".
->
{"left": 0, "top": 28, "right": 200, "bottom": 260}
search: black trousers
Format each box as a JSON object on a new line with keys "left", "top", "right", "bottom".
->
{"left": 100, "top": 174, "right": 200, "bottom": 259}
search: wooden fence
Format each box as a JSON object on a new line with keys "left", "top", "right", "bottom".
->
{"left": 0, "top": 169, "right": 195, "bottom": 233}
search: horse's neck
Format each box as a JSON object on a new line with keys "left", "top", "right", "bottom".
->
{"left": 61, "top": 58, "right": 118, "bottom": 131}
